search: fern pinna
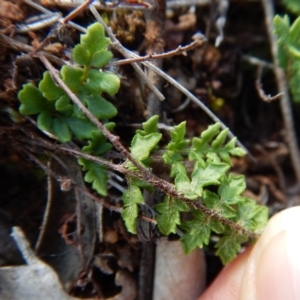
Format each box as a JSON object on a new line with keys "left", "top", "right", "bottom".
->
{"left": 125, "top": 117, "right": 268, "bottom": 264}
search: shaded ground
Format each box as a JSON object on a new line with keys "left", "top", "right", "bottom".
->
{"left": 0, "top": 0, "right": 299, "bottom": 299}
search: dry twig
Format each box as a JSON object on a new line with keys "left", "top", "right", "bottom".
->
{"left": 255, "top": 65, "right": 284, "bottom": 102}
{"left": 0, "top": 33, "right": 64, "bottom": 66}
{"left": 110, "top": 35, "right": 205, "bottom": 66}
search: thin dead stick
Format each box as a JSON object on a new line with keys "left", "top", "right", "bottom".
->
{"left": 0, "top": 33, "right": 64, "bottom": 66}
{"left": 171, "top": 97, "right": 191, "bottom": 113}
{"left": 22, "top": 0, "right": 87, "bottom": 33}
{"left": 167, "top": 0, "right": 210, "bottom": 7}
{"left": 37, "top": 0, "right": 106, "bottom": 9}
{"left": 62, "top": 0, "right": 93, "bottom": 23}
{"left": 22, "top": 0, "right": 51, "bottom": 14}
{"left": 41, "top": 0, "right": 153, "bottom": 10}
{"left": 19, "top": 0, "right": 88, "bottom": 53}
{"left": 39, "top": 0, "right": 209, "bottom": 9}
{"left": 255, "top": 65, "right": 284, "bottom": 102}
{"left": 16, "top": 12, "right": 62, "bottom": 33}
{"left": 35, "top": 160, "right": 54, "bottom": 252}
{"left": 37, "top": 53, "right": 148, "bottom": 176}
{"left": 90, "top": 5, "right": 250, "bottom": 155}
{"left": 18, "top": 131, "right": 119, "bottom": 171}
{"left": 140, "top": 215, "right": 157, "bottom": 225}
{"left": 110, "top": 34, "right": 204, "bottom": 66}
{"left": 214, "top": 0, "right": 229, "bottom": 47}
{"left": 261, "top": 0, "right": 300, "bottom": 184}
{"left": 126, "top": 58, "right": 165, "bottom": 101}
{"left": 74, "top": 186, "right": 86, "bottom": 266}
{"left": 242, "top": 54, "right": 275, "bottom": 69}
{"left": 256, "top": 82, "right": 284, "bottom": 102}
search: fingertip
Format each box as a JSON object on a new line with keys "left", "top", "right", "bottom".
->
{"left": 199, "top": 207, "right": 300, "bottom": 300}
{"left": 240, "top": 206, "right": 300, "bottom": 300}
{"left": 255, "top": 230, "right": 300, "bottom": 300}
{"left": 199, "top": 247, "right": 252, "bottom": 300}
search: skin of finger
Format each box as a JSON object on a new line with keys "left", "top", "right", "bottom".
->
{"left": 255, "top": 230, "right": 300, "bottom": 300}
{"left": 198, "top": 247, "right": 252, "bottom": 300}
{"left": 240, "top": 206, "right": 300, "bottom": 299}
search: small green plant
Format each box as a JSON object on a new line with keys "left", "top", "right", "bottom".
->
{"left": 274, "top": 15, "right": 300, "bottom": 102}
{"left": 18, "top": 22, "right": 268, "bottom": 264}
{"left": 125, "top": 116, "right": 268, "bottom": 263}
{"left": 18, "top": 23, "right": 120, "bottom": 196}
